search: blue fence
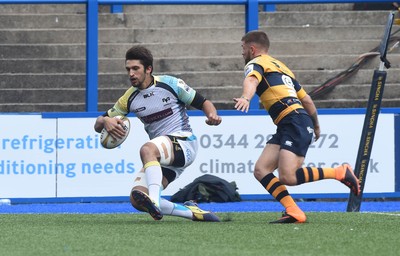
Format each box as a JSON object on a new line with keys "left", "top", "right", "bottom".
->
{"left": 0, "top": 0, "right": 396, "bottom": 110}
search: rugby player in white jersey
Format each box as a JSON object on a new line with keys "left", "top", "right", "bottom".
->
{"left": 94, "top": 46, "right": 222, "bottom": 221}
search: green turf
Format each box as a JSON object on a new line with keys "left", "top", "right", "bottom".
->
{"left": 0, "top": 212, "right": 399, "bottom": 256}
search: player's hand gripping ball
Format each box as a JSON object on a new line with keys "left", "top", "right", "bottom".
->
{"left": 100, "top": 116, "right": 130, "bottom": 149}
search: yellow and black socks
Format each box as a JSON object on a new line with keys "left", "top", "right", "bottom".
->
{"left": 260, "top": 173, "right": 296, "bottom": 209}
{"left": 295, "top": 166, "right": 339, "bottom": 185}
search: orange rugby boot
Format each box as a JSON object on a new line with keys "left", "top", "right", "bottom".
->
{"left": 270, "top": 206, "right": 307, "bottom": 224}
{"left": 335, "top": 164, "right": 361, "bottom": 196}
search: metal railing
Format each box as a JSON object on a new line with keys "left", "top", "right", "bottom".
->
{"left": 0, "top": 0, "right": 395, "bottom": 110}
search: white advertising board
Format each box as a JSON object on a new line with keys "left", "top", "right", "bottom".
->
{"left": 168, "top": 114, "right": 395, "bottom": 196}
{"left": 0, "top": 115, "right": 57, "bottom": 198}
{"left": 56, "top": 117, "right": 145, "bottom": 197}
{"left": 0, "top": 113, "right": 395, "bottom": 199}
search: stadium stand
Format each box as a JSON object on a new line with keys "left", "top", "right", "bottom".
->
{"left": 0, "top": 3, "right": 399, "bottom": 112}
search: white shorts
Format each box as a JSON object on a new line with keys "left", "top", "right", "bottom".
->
{"left": 132, "top": 132, "right": 198, "bottom": 187}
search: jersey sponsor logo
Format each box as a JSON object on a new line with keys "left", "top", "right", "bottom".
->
{"left": 307, "top": 126, "right": 314, "bottom": 134}
{"left": 244, "top": 64, "right": 254, "bottom": 77}
{"left": 185, "top": 148, "right": 192, "bottom": 163}
{"left": 183, "top": 84, "right": 191, "bottom": 92}
{"left": 284, "top": 98, "right": 301, "bottom": 106}
{"left": 143, "top": 92, "right": 155, "bottom": 98}
{"left": 162, "top": 97, "right": 171, "bottom": 103}
{"left": 178, "top": 79, "right": 191, "bottom": 93}
{"left": 140, "top": 108, "right": 173, "bottom": 123}
{"left": 133, "top": 107, "right": 146, "bottom": 113}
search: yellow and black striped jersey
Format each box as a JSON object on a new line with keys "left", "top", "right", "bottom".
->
{"left": 244, "top": 54, "right": 308, "bottom": 124}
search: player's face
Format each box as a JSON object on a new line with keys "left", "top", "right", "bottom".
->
{"left": 126, "top": 60, "right": 151, "bottom": 89}
{"left": 241, "top": 42, "right": 253, "bottom": 64}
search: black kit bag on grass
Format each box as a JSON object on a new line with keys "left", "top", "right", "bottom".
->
{"left": 170, "top": 174, "right": 241, "bottom": 203}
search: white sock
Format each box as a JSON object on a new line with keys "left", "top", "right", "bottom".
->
{"left": 160, "top": 198, "right": 193, "bottom": 220}
{"left": 144, "top": 161, "right": 162, "bottom": 207}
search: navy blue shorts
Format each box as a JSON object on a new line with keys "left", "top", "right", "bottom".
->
{"left": 267, "top": 112, "right": 314, "bottom": 157}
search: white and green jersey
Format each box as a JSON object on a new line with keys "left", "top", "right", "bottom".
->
{"left": 107, "top": 75, "right": 197, "bottom": 140}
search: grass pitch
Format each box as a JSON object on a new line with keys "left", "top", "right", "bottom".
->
{"left": 0, "top": 212, "right": 398, "bottom": 256}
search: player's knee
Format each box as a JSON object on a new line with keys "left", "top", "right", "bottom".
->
{"left": 139, "top": 142, "right": 158, "bottom": 159}
{"left": 278, "top": 173, "right": 297, "bottom": 186}
{"left": 253, "top": 164, "right": 269, "bottom": 181}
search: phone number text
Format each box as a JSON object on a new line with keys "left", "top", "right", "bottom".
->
{"left": 199, "top": 134, "right": 339, "bottom": 149}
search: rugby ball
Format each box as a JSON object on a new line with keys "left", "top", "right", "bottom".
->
{"left": 100, "top": 116, "right": 130, "bottom": 149}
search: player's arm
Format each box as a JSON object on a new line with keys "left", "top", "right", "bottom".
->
{"left": 233, "top": 75, "right": 259, "bottom": 113}
{"left": 190, "top": 92, "right": 222, "bottom": 126}
{"left": 234, "top": 62, "right": 263, "bottom": 113}
{"left": 175, "top": 77, "right": 221, "bottom": 126}
{"left": 94, "top": 88, "right": 131, "bottom": 136}
{"left": 201, "top": 99, "right": 222, "bottom": 126}
{"left": 94, "top": 113, "right": 127, "bottom": 139}
{"left": 300, "top": 94, "right": 321, "bottom": 141}
{"left": 94, "top": 114, "right": 108, "bottom": 133}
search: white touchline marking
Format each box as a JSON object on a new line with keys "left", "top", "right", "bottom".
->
{"left": 363, "top": 212, "right": 400, "bottom": 216}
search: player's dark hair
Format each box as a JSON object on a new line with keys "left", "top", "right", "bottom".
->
{"left": 125, "top": 46, "right": 153, "bottom": 72}
{"left": 241, "top": 30, "right": 270, "bottom": 50}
